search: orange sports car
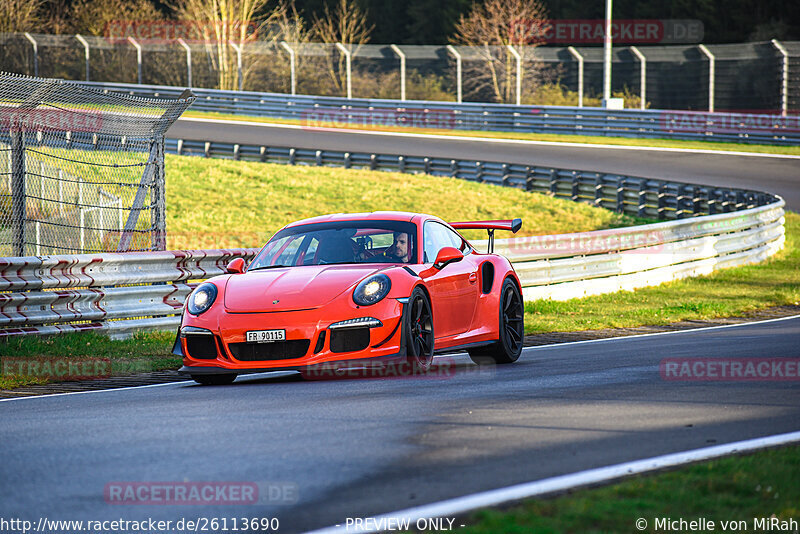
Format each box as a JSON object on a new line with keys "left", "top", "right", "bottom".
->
{"left": 175, "top": 212, "right": 524, "bottom": 385}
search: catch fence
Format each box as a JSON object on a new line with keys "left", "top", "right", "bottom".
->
{"left": 0, "top": 72, "right": 194, "bottom": 256}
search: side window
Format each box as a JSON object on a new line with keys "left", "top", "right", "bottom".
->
{"left": 444, "top": 225, "right": 471, "bottom": 254}
{"left": 424, "top": 222, "right": 457, "bottom": 263}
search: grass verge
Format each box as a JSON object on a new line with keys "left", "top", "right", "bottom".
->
{"left": 457, "top": 445, "right": 799, "bottom": 533}
{"left": 0, "top": 331, "right": 179, "bottom": 389}
{"left": 165, "top": 155, "right": 646, "bottom": 249}
{"left": 183, "top": 110, "right": 800, "bottom": 157}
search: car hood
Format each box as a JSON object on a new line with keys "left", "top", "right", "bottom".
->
{"left": 224, "top": 264, "right": 390, "bottom": 313}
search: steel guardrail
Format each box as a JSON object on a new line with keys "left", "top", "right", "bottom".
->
{"left": 77, "top": 81, "right": 800, "bottom": 145}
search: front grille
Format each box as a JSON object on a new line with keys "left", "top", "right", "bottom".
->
{"left": 330, "top": 327, "right": 370, "bottom": 353}
{"left": 185, "top": 335, "right": 219, "bottom": 359}
{"left": 228, "top": 340, "right": 310, "bottom": 361}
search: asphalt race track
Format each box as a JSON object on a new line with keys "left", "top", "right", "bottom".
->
{"left": 2, "top": 318, "right": 799, "bottom": 533}
{"left": 166, "top": 119, "right": 800, "bottom": 210}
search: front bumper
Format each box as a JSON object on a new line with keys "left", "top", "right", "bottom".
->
{"left": 177, "top": 298, "right": 407, "bottom": 374}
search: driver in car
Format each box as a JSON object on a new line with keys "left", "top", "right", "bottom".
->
{"left": 379, "top": 231, "right": 412, "bottom": 263}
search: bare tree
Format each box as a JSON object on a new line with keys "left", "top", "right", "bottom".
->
{"left": 173, "top": 0, "right": 270, "bottom": 90}
{"left": 451, "top": 0, "right": 549, "bottom": 103}
{"left": 69, "top": 0, "right": 164, "bottom": 37}
{"left": 0, "top": 0, "right": 44, "bottom": 33}
{"left": 310, "top": 0, "right": 373, "bottom": 96}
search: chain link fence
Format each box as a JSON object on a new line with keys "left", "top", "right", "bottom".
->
{"left": 1, "top": 32, "right": 798, "bottom": 111}
{"left": 0, "top": 72, "right": 194, "bottom": 257}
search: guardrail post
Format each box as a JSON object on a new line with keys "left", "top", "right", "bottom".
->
{"left": 178, "top": 38, "right": 192, "bottom": 87}
{"left": 629, "top": 46, "right": 646, "bottom": 110}
{"left": 698, "top": 44, "right": 715, "bottom": 113}
{"left": 446, "top": 45, "right": 462, "bottom": 103}
{"left": 10, "top": 121, "right": 26, "bottom": 257}
{"left": 570, "top": 171, "right": 579, "bottom": 200}
{"left": 638, "top": 180, "right": 648, "bottom": 217}
{"left": 508, "top": 45, "right": 522, "bottom": 106}
{"left": 549, "top": 169, "right": 558, "bottom": 196}
{"left": 390, "top": 45, "right": 406, "bottom": 101}
{"left": 567, "top": 46, "right": 584, "bottom": 107}
{"left": 335, "top": 43, "right": 352, "bottom": 99}
{"left": 75, "top": 34, "right": 90, "bottom": 81}
{"left": 616, "top": 179, "right": 626, "bottom": 213}
{"left": 771, "top": 39, "right": 789, "bottom": 116}
{"left": 344, "top": 152, "right": 351, "bottom": 169}
{"left": 280, "top": 41, "right": 296, "bottom": 95}
{"left": 24, "top": 33, "right": 38, "bottom": 77}
{"left": 128, "top": 37, "right": 142, "bottom": 84}
{"left": 594, "top": 174, "right": 603, "bottom": 205}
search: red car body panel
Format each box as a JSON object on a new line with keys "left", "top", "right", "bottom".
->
{"left": 177, "top": 212, "right": 521, "bottom": 375}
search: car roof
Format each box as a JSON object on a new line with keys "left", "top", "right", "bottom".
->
{"left": 284, "top": 211, "right": 441, "bottom": 228}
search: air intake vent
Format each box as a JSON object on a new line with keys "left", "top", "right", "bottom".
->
{"left": 229, "top": 340, "right": 310, "bottom": 361}
{"left": 330, "top": 327, "right": 370, "bottom": 353}
{"left": 185, "top": 335, "right": 219, "bottom": 359}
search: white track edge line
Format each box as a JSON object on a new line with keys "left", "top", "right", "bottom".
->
{"left": 308, "top": 430, "right": 800, "bottom": 534}
{"left": 521, "top": 314, "right": 800, "bottom": 352}
{"left": 178, "top": 117, "right": 800, "bottom": 160}
{"left": 2, "top": 315, "right": 796, "bottom": 403}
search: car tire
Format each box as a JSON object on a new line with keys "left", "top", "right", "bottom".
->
{"left": 404, "top": 287, "right": 434, "bottom": 373}
{"left": 191, "top": 374, "right": 237, "bottom": 386}
{"left": 468, "top": 278, "right": 524, "bottom": 365}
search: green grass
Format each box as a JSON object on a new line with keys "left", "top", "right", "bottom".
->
{"left": 457, "top": 445, "right": 800, "bottom": 533}
{"left": 164, "top": 155, "right": 645, "bottom": 249}
{"left": 524, "top": 212, "right": 800, "bottom": 333}
{"left": 0, "top": 331, "right": 179, "bottom": 389}
{"left": 184, "top": 110, "right": 800, "bottom": 156}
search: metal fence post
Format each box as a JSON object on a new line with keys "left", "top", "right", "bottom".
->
{"left": 390, "top": 44, "right": 406, "bottom": 101}
{"left": 151, "top": 136, "right": 166, "bottom": 250}
{"left": 508, "top": 45, "right": 522, "bottom": 106}
{"left": 772, "top": 39, "right": 789, "bottom": 116}
{"left": 24, "top": 33, "right": 38, "bottom": 77}
{"left": 178, "top": 38, "right": 192, "bottom": 87}
{"left": 75, "top": 34, "right": 90, "bottom": 82}
{"left": 127, "top": 37, "right": 142, "bottom": 84}
{"left": 446, "top": 45, "right": 462, "bottom": 103}
{"left": 630, "top": 46, "right": 646, "bottom": 110}
{"left": 567, "top": 46, "right": 584, "bottom": 107}
{"left": 10, "top": 121, "right": 26, "bottom": 257}
{"left": 280, "top": 41, "right": 296, "bottom": 95}
{"left": 335, "top": 42, "right": 352, "bottom": 99}
{"left": 698, "top": 44, "right": 715, "bottom": 113}
{"left": 229, "top": 42, "right": 243, "bottom": 91}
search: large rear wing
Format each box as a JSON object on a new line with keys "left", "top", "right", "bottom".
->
{"left": 450, "top": 218, "right": 522, "bottom": 253}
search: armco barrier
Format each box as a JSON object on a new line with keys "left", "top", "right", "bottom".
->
{"left": 166, "top": 139, "right": 777, "bottom": 221}
{"left": 0, "top": 199, "right": 784, "bottom": 339}
{"left": 78, "top": 81, "right": 800, "bottom": 145}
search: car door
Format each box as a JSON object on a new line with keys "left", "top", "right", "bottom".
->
{"left": 422, "top": 221, "right": 479, "bottom": 338}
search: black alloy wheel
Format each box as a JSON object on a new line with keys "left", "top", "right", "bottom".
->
{"left": 405, "top": 287, "right": 434, "bottom": 372}
{"left": 469, "top": 278, "right": 524, "bottom": 365}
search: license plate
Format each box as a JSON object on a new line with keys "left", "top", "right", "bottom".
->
{"left": 246, "top": 329, "right": 286, "bottom": 343}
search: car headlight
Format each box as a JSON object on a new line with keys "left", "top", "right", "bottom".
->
{"left": 187, "top": 283, "right": 218, "bottom": 315}
{"left": 353, "top": 274, "right": 391, "bottom": 306}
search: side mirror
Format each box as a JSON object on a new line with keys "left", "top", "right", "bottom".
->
{"left": 226, "top": 257, "right": 246, "bottom": 274}
{"left": 434, "top": 247, "right": 463, "bottom": 270}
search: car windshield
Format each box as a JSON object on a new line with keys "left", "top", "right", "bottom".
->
{"left": 249, "top": 220, "right": 418, "bottom": 269}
